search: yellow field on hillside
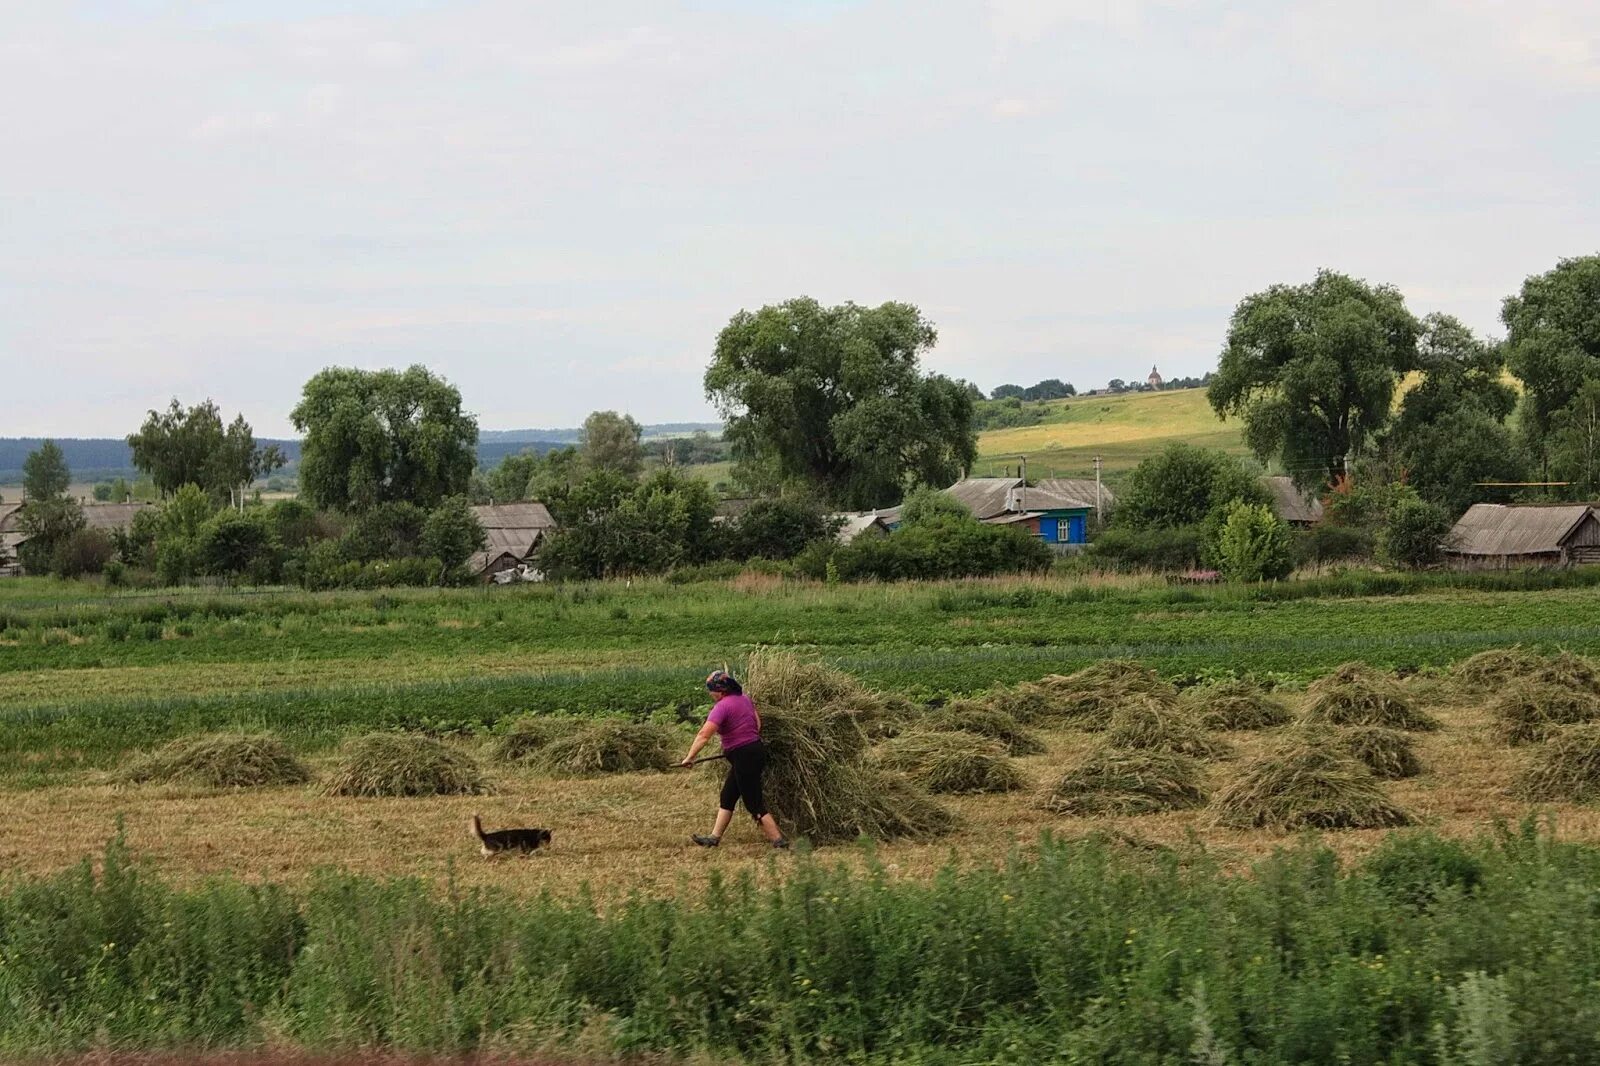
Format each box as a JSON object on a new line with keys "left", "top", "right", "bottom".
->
{"left": 973, "top": 387, "right": 1250, "bottom": 480}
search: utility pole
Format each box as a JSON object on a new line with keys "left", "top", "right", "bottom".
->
{"left": 1093, "top": 455, "right": 1103, "bottom": 522}
{"left": 1017, "top": 455, "right": 1026, "bottom": 512}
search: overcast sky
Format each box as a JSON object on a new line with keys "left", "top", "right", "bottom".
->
{"left": 2, "top": 1, "right": 1597, "bottom": 437}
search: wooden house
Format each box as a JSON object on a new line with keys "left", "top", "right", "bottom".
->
{"left": 1445, "top": 504, "right": 1600, "bottom": 569}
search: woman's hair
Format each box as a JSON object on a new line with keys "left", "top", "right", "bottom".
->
{"left": 705, "top": 670, "right": 743, "bottom": 696}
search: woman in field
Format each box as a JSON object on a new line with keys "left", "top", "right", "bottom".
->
{"left": 681, "top": 669, "right": 790, "bottom": 849}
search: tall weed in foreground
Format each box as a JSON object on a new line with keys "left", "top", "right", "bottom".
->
{"left": 11, "top": 823, "right": 1600, "bottom": 1062}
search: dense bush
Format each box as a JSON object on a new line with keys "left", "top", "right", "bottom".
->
{"left": 1086, "top": 524, "right": 1205, "bottom": 571}
{"left": 722, "top": 496, "right": 833, "bottom": 561}
{"left": 806, "top": 511, "right": 1053, "bottom": 582}
{"left": 1115, "top": 442, "right": 1270, "bottom": 532}
{"left": 198, "top": 509, "right": 281, "bottom": 581}
{"left": 1296, "top": 523, "right": 1373, "bottom": 566}
{"left": 1380, "top": 495, "right": 1452, "bottom": 569}
{"left": 54, "top": 528, "right": 115, "bottom": 577}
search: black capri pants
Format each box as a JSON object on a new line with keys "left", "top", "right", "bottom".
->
{"left": 719, "top": 740, "right": 769, "bottom": 820}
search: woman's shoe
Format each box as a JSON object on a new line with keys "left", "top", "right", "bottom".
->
{"left": 692, "top": 834, "right": 721, "bottom": 847}
{"left": 772, "top": 838, "right": 790, "bottom": 849}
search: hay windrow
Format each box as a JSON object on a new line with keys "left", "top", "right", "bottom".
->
{"left": 533, "top": 721, "right": 680, "bottom": 775}
{"left": 1334, "top": 726, "right": 1422, "bottom": 780}
{"left": 1491, "top": 682, "right": 1600, "bottom": 746}
{"left": 114, "top": 733, "right": 309, "bottom": 789}
{"left": 923, "top": 703, "right": 1047, "bottom": 755}
{"left": 873, "top": 731, "right": 1028, "bottom": 794}
{"left": 1513, "top": 723, "right": 1600, "bottom": 802}
{"left": 1039, "top": 747, "right": 1207, "bottom": 816}
{"left": 747, "top": 651, "right": 955, "bottom": 844}
{"left": 1104, "top": 698, "right": 1233, "bottom": 760}
{"left": 1303, "top": 663, "right": 1439, "bottom": 732}
{"left": 1184, "top": 680, "right": 1294, "bottom": 732}
{"left": 492, "top": 715, "right": 581, "bottom": 762}
{"left": 1209, "top": 740, "right": 1411, "bottom": 830}
{"left": 324, "top": 733, "right": 489, "bottom": 797}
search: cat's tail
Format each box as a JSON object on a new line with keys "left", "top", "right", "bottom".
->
{"left": 469, "top": 813, "right": 486, "bottom": 843}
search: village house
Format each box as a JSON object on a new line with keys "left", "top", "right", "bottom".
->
{"left": 0, "top": 501, "right": 151, "bottom": 575}
{"left": 469, "top": 502, "right": 558, "bottom": 580}
{"left": 938, "top": 477, "right": 1115, "bottom": 548}
{"left": 1444, "top": 503, "right": 1600, "bottom": 570}
{"left": 1261, "top": 476, "right": 1325, "bottom": 529}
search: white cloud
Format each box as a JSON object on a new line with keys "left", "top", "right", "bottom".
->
{"left": 191, "top": 109, "right": 280, "bottom": 138}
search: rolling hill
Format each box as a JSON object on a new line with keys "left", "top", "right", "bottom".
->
{"left": 971, "top": 387, "right": 1249, "bottom": 485}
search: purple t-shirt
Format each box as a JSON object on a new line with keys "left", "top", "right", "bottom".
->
{"left": 708, "top": 693, "right": 761, "bottom": 752}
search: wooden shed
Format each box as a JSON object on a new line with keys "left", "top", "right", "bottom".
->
{"left": 1445, "top": 504, "right": 1600, "bottom": 569}
{"left": 1262, "top": 477, "right": 1324, "bottom": 528}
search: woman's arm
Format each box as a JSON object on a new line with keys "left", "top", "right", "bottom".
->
{"left": 681, "top": 719, "right": 719, "bottom": 767}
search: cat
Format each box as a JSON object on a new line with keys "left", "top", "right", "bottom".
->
{"left": 469, "top": 813, "right": 553, "bottom": 856}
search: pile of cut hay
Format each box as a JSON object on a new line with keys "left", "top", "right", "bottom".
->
{"left": 1451, "top": 647, "right": 1549, "bottom": 692}
{"left": 1491, "top": 683, "right": 1600, "bottom": 746}
{"left": 1183, "top": 680, "right": 1293, "bottom": 732}
{"left": 745, "top": 649, "right": 956, "bottom": 844}
{"left": 115, "top": 732, "right": 309, "bottom": 789}
{"left": 324, "top": 733, "right": 489, "bottom": 797}
{"left": 1529, "top": 651, "right": 1600, "bottom": 693}
{"left": 1333, "top": 726, "right": 1421, "bottom": 780}
{"left": 1025, "top": 659, "right": 1181, "bottom": 730}
{"left": 532, "top": 721, "right": 681, "bottom": 775}
{"left": 873, "top": 731, "right": 1027, "bottom": 794}
{"left": 1209, "top": 738, "right": 1411, "bottom": 830}
{"left": 923, "top": 702, "right": 1047, "bottom": 755}
{"left": 1303, "top": 663, "right": 1439, "bottom": 732}
{"left": 1038, "top": 747, "right": 1207, "bottom": 816}
{"left": 1512, "top": 723, "right": 1600, "bottom": 802}
{"left": 492, "top": 715, "right": 580, "bottom": 762}
{"left": 1103, "top": 697, "right": 1233, "bottom": 760}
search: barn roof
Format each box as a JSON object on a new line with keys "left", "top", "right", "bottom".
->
{"left": 945, "top": 478, "right": 1025, "bottom": 520}
{"left": 471, "top": 502, "right": 555, "bottom": 530}
{"left": 832, "top": 512, "right": 891, "bottom": 543}
{"left": 1447, "top": 504, "right": 1597, "bottom": 557}
{"left": 1262, "top": 477, "right": 1324, "bottom": 525}
{"left": 0, "top": 503, "right": 19, "bottom": 532}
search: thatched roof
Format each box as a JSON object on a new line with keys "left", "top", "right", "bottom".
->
{"left": 1447, "top": 504, "right": 1597, "bottom": 557}
{"left": 1262, "top": 477, "right": 1324, "bottom": 525}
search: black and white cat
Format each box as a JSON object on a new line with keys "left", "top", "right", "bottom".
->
{"left": 469, "top": 814, "right": 553, "bottom": 856}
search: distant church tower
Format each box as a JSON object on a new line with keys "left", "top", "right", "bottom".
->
{"left": 1147, "top": 365, "right": 1163, "bottom": 389}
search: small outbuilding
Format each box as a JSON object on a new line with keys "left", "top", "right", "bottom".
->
{"left": 469, "top": 502, "right": 557, "bottom": 580}
{"left": 831, "top": 512, "right": 892, "bottom": 544}
{"left": 1262, "top": 476, "right": 1324, "bottom": 528}
{"left": 1445, "top": 503, "right": 1600, "bottom": 569}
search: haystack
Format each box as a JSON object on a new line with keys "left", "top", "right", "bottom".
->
{"left": 1303, "top": 663, "right": 1438, "bottom": 732}
{"left": 1513, "top": 723, "right": 1600, "bottom": 802}
{"left": 745, "top": 650, "right": 955, "bottom": 844}
{"left": 1451, "top": 648, "right": 1548, "bottom": 692}
{"left": 492, "top": 715, "right": 580, "bottom": 762}
{"left": 1184, "top": 680, "right": 1293, "bottom": 732}
{"left": 1104, "top": 697, "right": 1233, "bottom": 760}
{"left": 1209, "top": 739, "right": 1411, "bottom": 830}
{"left": 1025, "top": 659, "right": 1181, "bottom": 730}
{"left": 1039, "top": 747, "right": 1206, "bottom": 816}
{"left": 533, "top": 721, "right": 680, "bottom": 775}
{"left": 873, "top": 731, "right": 1027, "bottom": 794}
{"left": 924, "top": 702, "right": 1047, "bottom": 755}
{"left": 115, "top": 733, "right": 309, "bottom": 789}
{"left": 1491, "top": 683, "right": 1600, "bottom": 746}
{"left": 1335, "top": 726, "right": 1421, "bottom": 780}
{"left": 1454, "top": 648, "right": 1600, "bottom": 696}
{"left": 324, "top": 733, "right": 489, "bottom": 797}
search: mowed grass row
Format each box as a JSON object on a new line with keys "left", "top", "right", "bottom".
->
{"left": 7, "top": 823, "right": 1600, "bottom": 1063}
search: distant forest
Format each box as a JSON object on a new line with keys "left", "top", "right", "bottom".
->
{"left": 0, "top": 425, "right": 724, "bottom": 484}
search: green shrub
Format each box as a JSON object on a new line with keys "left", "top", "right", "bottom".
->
{"left": 1380, "top": 496, "right": 1452, "bottom": 569}
{"left": 1212, "top": 500, "right": 1294, "bottom": 582}
{"left": 1086, "top": 524, "right": 1204, "bottom": 571}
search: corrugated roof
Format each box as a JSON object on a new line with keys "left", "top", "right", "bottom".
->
{"left": 831, "top": 513, "right": 890, "bottom": 543}
{"left": 471, "top": 502, "right": 556, "bottom": 530}
{"left": 1447, "top": 504, "right": 1596, "bottom": 557}
{"left": 1035, "top": 478, "right": 1115, "bottom": 510}
{"left": 945, "top": 478, "right": 1023, "bottom": 520}
{"left": 1262, "top": 477, "right": 1324, "bottom": 524}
